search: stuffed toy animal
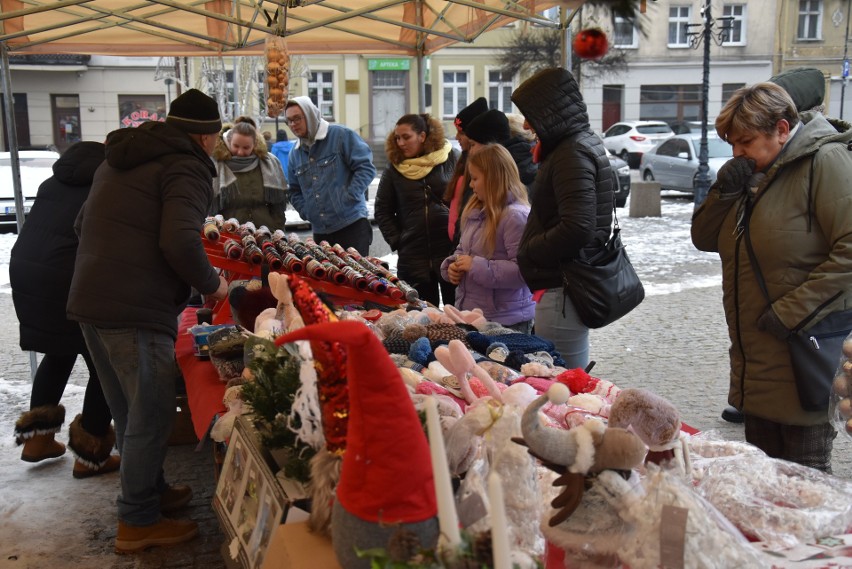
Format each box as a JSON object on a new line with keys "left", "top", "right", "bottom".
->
{"left": 442, "top": 304, "right": 487, "bottom": 329}
{"left": 514, "top": 383, "right": 647, "bottom": 526}
{"left": 434, "top": 339, "right": 503, "bottom": 403}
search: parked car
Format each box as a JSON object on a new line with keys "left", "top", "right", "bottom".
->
{"left": 606, "top": 148, "right": 631, "bottom": 208}
{"left": 0, "top": 150, "right": 60, "bottom": 230}
{"left": 602, "top": 120, "right": 674, "bottom": 168}
{"left": 668, "top": 119, "right": 716, "bottom": 135}
{"left": 639, "top": 133, "right": 733, "bottom": 194}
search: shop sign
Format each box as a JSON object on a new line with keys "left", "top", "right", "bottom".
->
{"left": 367, "top": 58, "right": 410, "bottom": 71}
{"left": 121, "top": 109, "right": 165, "bottom": 128}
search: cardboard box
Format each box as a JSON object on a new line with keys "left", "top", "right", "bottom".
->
{"left": 260, "top": 522, "right": 341, "bottom": 569}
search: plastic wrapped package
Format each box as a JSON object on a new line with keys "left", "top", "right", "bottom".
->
{"left": 608, "top": 466, "right": 768, "bottom": 568}
{"left": 830, "top": 331, "right": 852, "bottom": 439}
{"left": 694, "top": 454, "right": 852, "bottom": 547}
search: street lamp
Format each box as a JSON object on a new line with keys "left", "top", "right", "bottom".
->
{"left": 686, "top": 2, "right": 733, "bottom": 208}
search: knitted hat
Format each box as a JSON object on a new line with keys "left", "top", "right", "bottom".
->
{"left": 768, "top": 67, "right": 825, "bottom": 112}
{"left": 166, "top": 89, "right": 222, "bottom": 134}
{"left": 454, "top": 97, "right": 488, "bottom": 132}
{"left": 275, "top": 320, "right": 436, "bottom": 523}
{"left": 465, "top": 109, "right": 511, "bottom": 144}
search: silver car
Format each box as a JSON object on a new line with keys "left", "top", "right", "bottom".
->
{"left": 639, "top": 133, "right": 733, "bottom": 194}
{"left": 0, "top": 150, "right": 59, "bottom": 230}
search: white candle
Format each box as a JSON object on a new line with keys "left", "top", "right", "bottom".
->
{"left": 425, "top": 396, "right": 461, "bottom": 547}
{"left": 488, "top": 471, "right": 511, "bottom": 569}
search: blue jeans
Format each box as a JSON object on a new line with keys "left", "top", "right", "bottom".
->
{"left": 81, "top": 324, "right": 177, "bottom": 526}
{"left": 534, "top": 287, "right": 589, "bottom": 370}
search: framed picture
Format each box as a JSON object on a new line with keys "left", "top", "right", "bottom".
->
{"left": 214, "top": 417, "right": 289, "bottom": 569}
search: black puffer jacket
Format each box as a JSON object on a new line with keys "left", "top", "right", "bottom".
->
{"left": 511, "top": 67, "right": 613, "bottom": 290}
{"left": 375, "top": 117, "right": 459, "bottom": 284}
{"left": 67, "top": 121, "right": 221, "bottom": 339}
{"left": 503, "top": 135, "right": 537, "bottom": 189}
{"left": 10, "top": 141, "right": 105, "bottom": 354}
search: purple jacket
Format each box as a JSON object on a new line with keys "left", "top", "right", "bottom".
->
{"left": 440, "top": 198, "right": 535, "bottom": 326}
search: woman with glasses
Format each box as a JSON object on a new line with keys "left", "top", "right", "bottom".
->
{"left": 212, "top": 116, "right": 288, "bottom": 231}
{"left": 375, "top": 113, "right": 459, "bottom": 306}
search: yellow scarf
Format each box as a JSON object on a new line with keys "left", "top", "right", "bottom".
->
{"left": 392, "top": 140, "right": 453, "bottom": 180}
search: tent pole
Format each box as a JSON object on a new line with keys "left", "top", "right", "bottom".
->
{"left": 0, "top": 41, "right": 38, "bottom": 381}
{"left": 417, "top": 51, "right": 425, "bottom": 114}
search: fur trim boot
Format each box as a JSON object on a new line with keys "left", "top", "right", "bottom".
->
{"left": 15, "top": 404, "right": 67, "bottom": 462}
{"left": 67, "top": 414, "right": 120, "bottom": 479}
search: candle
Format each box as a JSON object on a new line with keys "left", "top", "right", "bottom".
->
{"left": 424, "top": 396, "right": 461, "bottom": 547}
{"left": 488, "top": 471, "right": 511, "bottom": 569}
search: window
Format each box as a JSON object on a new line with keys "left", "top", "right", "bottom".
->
{"left": 51, "top": 95, "right": 81, "bottom": 152}
{"left": 442, "top": 70, "right": 469, "bottom": 119}
{"left": 309, "top": 71, "right": 335, "bottom": 121}
{"left": 721, "top": 83, "right": 746, "bottom": 105}
{"left": 640, "top": 84, "right": 701, "bottom": 122}
{"left": 798, "top": 0, "right": 822, "bottom": 40}
{"left": 668, "top": 6, "right": 692, "bottom": 47}
{"left": 722, "top": 4, "right": 746, "bottom": 45}
{"left": 118, "top": 95, "right": 167, "bottom": 128}
{"left": 488, "top": 70, "right": 513, "bottom": 113}
{"left": 613, "top": 16, "right": 638, "bottom": 48}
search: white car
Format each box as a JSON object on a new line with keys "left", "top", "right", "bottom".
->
{"left": 0, "top": 150, "right": 59, "bottom": 230}
{"left": 602, "top": 121, "right": 675, "bottom": 168}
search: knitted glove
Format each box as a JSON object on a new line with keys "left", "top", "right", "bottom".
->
{"left": 757, "top": 307, "right": 790, "bottom": 340}
{"left": 715, "top": 156, "right": 756, "bottom": 197}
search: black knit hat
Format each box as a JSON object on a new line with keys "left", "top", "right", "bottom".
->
{"left": 166, "top": 89, "right": 222, "bottom": 134}
{"left": 454, "top": 97, "right": 488, "bottom": 132}
{"left": 465, "top": 109, "right": 511, "bottom": 144}
{"left": 768, "top": 67, "right": 825, "bottom": 112}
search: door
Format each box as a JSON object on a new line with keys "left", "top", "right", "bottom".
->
{"left": 1, "top": 93, "right": 31, "bottom": 150}
{"left": 370, "top": 71, "right": 407, "bottom": 143}
{"left": 51, "top": 94, "right": 81, "bottom": 152}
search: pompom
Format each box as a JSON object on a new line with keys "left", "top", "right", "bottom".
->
{"left": 547, "top": 383, "right": 571, "bottom": 405}
{"left": 403, "top": 323, "right": 428, "bottom": 343}
{"left": 408, "top": 337, "right": 433, "bottom": 366}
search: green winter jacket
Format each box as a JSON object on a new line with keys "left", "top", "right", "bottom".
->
{"left": 692, "top": 111, "right": 852, "bottom": 426}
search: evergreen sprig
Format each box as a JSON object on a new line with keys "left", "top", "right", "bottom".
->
{"left": 240, "top": 337, "right": 316, "bottom": 483}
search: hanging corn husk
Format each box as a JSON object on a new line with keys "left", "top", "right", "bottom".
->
{"left": 265, "top": 36, "right": 290, "bottom": 118}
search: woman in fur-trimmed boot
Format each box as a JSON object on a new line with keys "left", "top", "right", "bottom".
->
{"left": 11, "top": 141, "right": 118, "bottom": 477}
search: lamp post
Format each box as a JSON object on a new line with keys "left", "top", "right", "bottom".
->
{"left": 687, "top": 2, "right": 732, "bottom": 208}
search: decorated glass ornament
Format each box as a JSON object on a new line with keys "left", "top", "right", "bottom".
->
{"left": 573, "top": 28, "right": 609, "bottom": 60}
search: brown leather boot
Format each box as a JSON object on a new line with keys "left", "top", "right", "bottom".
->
{"left": 160, "top": 484, "right": 193, "bottom": 513}
{"left": 21, "top": 433, "right": 66, "bottom": 463}
{"left": 115, "top": 517, "right": 198, "bottom": 554}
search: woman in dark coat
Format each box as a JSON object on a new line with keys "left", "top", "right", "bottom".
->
{"left": 375, "top": 113, "right": 459, "bottom": 306}
{"left": 511, "top": 67, "right": 614, "bottom": 369}
{"left": 11, "top": 141, "right": 119, "bottom": 478}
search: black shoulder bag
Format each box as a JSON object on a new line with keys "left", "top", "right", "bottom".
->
{"left": 743, "top": 201, "right": 852, "bottom": 412}
{"left": 561, "top": 206, "right": 645, "bottom": 329}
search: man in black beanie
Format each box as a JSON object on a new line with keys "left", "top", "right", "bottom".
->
{"left": 68, "top": 88, "right": 228, "bottom": 553}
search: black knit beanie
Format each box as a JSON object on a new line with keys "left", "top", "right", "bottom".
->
{"left": 768, "top": 67, "right": 825, "bottom": 112}
{"left": 454, "top": 97, "right": 488, "bottom": 132}
{"left": 465, "top": 109, "right": 511, "bottom": 144}
{"left": 166, "top": 89, "right": 222, "bottom": 134}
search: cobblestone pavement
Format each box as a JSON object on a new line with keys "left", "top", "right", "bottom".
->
{"left": 1, "top": 196, "right": 849, "bottom": 568}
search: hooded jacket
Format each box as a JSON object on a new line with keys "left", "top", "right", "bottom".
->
{"left": 67, "top": 121, "right": 221, "bottom": 340}
{"left": 692, "top": 111, "right": 852, "bottom": 426}
{"left": 375, "top": 116, "right": 459, "bottom": 284}
{"left": 10, "top": 141, "right": 105, "bottom": 354}
{"left": 510, "top": 68, "right": 613, "bottom": 291}
{"left": 440, "top": 195, "right": 535, "bottom": 326}
{"left": 286, "top": 96, "right": 376, "bottom": 234}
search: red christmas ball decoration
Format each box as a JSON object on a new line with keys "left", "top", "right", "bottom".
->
{"left": 573, "top": 28, "right": 609, "bottom": 60}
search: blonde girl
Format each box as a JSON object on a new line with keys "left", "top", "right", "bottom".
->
{"left": 441, "top": 144, "right": 536, "bottom": 332}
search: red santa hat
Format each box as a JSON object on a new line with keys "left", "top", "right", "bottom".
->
{"left": 275, "top": 320, "right": 437, "bottom": 523}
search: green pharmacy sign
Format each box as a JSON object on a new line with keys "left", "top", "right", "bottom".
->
{"left": 368, "top": 58, "right": 411, "bottom": 71}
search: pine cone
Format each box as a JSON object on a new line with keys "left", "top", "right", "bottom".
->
{"left": 386, "top": 528, "right": 421, "bottom": 563}
{"left": 472, "top": 531, "right": 494, "bottom": 568}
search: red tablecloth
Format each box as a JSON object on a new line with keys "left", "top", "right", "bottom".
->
{"left": 176, "top": 307, "right": 228, "bottom": 440}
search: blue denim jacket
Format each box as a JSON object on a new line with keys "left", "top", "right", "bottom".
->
{"left": 287, "top": 124, "right": 376, "bottom": 234}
